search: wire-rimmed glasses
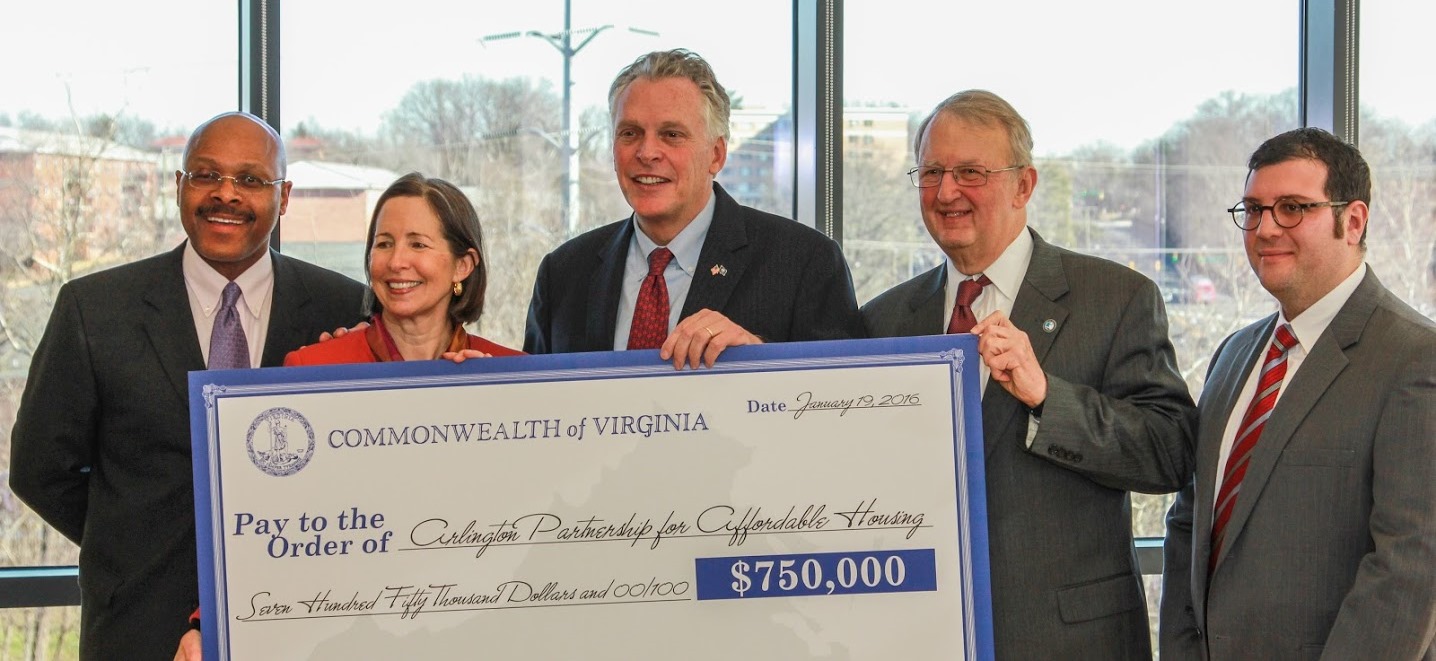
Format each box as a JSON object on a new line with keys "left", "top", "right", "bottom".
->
{"left": 182, "top": 170, "right": 286, "bottom": 192}
{"left": 907, "top": 164, "right": 1025, "bottom": 188}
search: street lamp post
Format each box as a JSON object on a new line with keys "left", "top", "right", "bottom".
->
{"left": 482, "top": 2, "right": 656, "bottom": 237}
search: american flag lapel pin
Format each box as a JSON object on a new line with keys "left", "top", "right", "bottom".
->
{"left": 710, "top": 264, "right": 728, "bottom": 277}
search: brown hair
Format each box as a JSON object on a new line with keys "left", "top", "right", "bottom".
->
{"left": 362, "top": 172, "right": 487, "bottom": 326}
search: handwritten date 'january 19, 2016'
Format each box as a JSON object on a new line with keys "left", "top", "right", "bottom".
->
{"left": 748, "top": 391, "right": 922, "bottom": 419}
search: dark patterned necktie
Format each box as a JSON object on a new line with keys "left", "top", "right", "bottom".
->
{"left": 1210, "top": 323, "right": 1298, "bottom": 570}
{"left": 946, "top": 275, "right": 992, "bottom": 334}
{"left": 208, "top": 281, "right": 251, "bottom": 369}
{"left": 627, "top": 248, "right": 674, "bottom": 350}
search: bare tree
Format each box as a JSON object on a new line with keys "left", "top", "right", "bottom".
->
{"left": 381, "top": 76, "right": 562, "bottom": 186}
{"left": 1, "top": 110, "right": 169, "bottom": 658}
{"left": 1360, "top": 114, "right": 1436, "bottom": 316}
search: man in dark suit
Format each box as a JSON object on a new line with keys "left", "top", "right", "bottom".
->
{"left": 1161, "top": 128, "right": 1436, "bottom": 659}
{"left": 861, "top": 90, "right": 1195, "bottom": 660}
{"left": 8, "top": 112, "right": 365, "bottom": 660}
{"left": 524, "top": 49, "right": 862, "bottom": 365}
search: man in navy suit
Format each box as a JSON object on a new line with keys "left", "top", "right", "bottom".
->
{"left": 524, "top": 49, "right": 863, "bottom": 366}
{"left": 9, "top": 112, "right": 365, "bottom": 660}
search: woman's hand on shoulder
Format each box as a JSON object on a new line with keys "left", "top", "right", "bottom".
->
{"left": 441, "top": 349, "right": 493, "bottom": 363}
{"left": 319, "top": 320, "right": 370, "bottom": 343}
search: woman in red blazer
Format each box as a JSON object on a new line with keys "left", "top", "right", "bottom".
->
{"left": 286, "top": 172, "right": 522, "bottom": 365}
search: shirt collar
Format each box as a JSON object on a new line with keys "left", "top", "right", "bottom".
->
{"left": 630, "top": 192, "right": 716, "bottom": 276}
{"left": 945, "top": 226, "right": 1034, "bottom": 299}
{"left": 182, "top": 241, "right": 273, "bottom": 321}
{"left": 1280, "top": 262, "right": 1366, "bottom": 352}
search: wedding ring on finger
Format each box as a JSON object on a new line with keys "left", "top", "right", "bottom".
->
{"left": 705, "top": 326, "right": 717, "bottom": 338}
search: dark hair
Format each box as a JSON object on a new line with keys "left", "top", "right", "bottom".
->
{"left": 1248, "top": 127, "right": 1371, "bottom": 244}
{"left": 362, "top": 172, "right": 487, "bottom": 326}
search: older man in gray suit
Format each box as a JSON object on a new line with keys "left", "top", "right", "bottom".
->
{"left": 861, "top": 89, "right": 1196, "bottom": 660}
{"left": 1161, "top": 128, "right": 1436, "bottom": 659}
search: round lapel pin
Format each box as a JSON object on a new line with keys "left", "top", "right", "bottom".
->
{"left": 1042, "top": 319, "right": 1057, "bottom": 333}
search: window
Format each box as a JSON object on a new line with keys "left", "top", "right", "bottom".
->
{"left": 1359, "top": 0, "right": 1436, "bottom": 318}
{"left": 280, "top": 0, "right": 792, "bottom": 349}
{"left": 841, "top": 0, "right": 1302, "bottom": 643}
{"left": 0, "top": 2, "right": 237, "bottom": 653}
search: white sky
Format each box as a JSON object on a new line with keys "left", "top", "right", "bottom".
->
{"left": 1, "top": 1, "right": 1431, "bottom": 156}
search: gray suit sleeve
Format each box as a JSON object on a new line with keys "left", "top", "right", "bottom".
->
{"left": 1320, "top": 346, "right": 1436, "bottom": 659}
{"left": 9, "top": 284, "right": 96, "bottom": 544}
{"left": 1025, "top": 279, "right": 1196, "bottom": 493}
{"left": 1160, "top": 479, "right": 1204, "bottom": 660}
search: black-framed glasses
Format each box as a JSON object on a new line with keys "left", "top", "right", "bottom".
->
{"left": 182, "top": 170, "right": 286, "bottom": 192}
{"left": 1227, "top": 199, "right": 1350, "bottom": 230}
{"left": 907, "top": 164, "right": 1025, "bottom": 188}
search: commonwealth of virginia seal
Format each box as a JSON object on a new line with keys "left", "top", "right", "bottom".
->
{"left": 246, "top": 407, "right": 316, "bottom": 477}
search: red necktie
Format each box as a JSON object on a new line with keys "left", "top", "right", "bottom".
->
{"left": 627, "top": 248, "right": 674, "bottom": 350}
{"left": 946, "top": 275, "right": 992, "bottom": 334}
{"left": 1210, "top": 323, "right": 1298, "bottom": 570}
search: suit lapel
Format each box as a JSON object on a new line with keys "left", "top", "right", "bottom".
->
{"left": 1217, "top": 273, "right": 1378, "bottom": 558}
{"left": 141, "top": 246, "right": 204, "bottom": 404}
{"left": 587, "top": 221, "right": 632, "bottom": 350}
{"left": 983, "top": 231, "right": 1069, "bottom": 452}
{"left": 902, "top": 266, "right": 947, "bottom": 336}
{"left": 262, "top": 252, "right": 313, "bottom": 367}
{"left": 682, "top": 185, "right": 750, "bottom": 318}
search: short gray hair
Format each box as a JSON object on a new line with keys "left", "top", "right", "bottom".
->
{"left": 608, "top": 49, "right": 730, "bottom": 143}
{"left": 913, "top": 90, "right": 1032, "bottom": 168}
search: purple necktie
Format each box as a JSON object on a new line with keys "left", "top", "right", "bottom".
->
{"left": 208, "top": 282, "right": 250, "bottom": 369}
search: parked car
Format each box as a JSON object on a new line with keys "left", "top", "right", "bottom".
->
{"left": 1158, "top": 272, "right": 1218, "bottom": 304}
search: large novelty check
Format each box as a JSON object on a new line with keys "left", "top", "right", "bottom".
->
{"left": 190, "top": 335, "right": 993, "bottom": 660}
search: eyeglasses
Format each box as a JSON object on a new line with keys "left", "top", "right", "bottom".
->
{"left": 182, "top": 170, "right": 286, "bottom": 192}
{"left": 1227, "top": 199, "right": 1350, "bottom": 231}
{"left": 907, "top": 164, "right": 1025, "bottom": 188}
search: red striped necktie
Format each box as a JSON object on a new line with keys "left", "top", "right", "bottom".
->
{"left": 1210, "top": 323, "right": 1298, "bottom": 570}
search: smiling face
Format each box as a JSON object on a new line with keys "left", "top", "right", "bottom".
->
{"left": 1242, "top": 157, "right": 1367, "bottom": 318}
{"left": 175, "top": 114, "right": 291, "bottom": 281}
{"left": 611, "top": 76, "right": 726, "bottom": 242}
{"left": 916, "top": 113, "right": 1036, "bottom": 274}
{"left": 367, "top": 196, "right": 476, "bottom": 331}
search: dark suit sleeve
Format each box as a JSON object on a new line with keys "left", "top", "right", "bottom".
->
{"left": 1322, "top": 343, "right": 1436, "bottom": 658}
{"left": 787, "top": 236, "right": 864, "bottom": 341}
{"left": 1160, "top": 478, "right": 1203, "bottom": 659}
{"left": 1027, "top": 277, "right": 1196, "bottom": 493}
{"left": 523, "top": 252, "right": 556, "bottom": 354}
{"left": 9, "top": 284, "right": 98, "bottom": 544}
